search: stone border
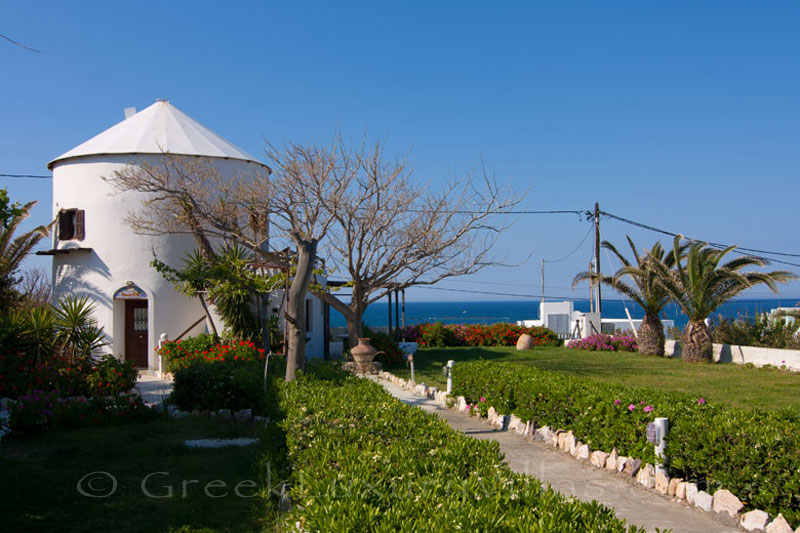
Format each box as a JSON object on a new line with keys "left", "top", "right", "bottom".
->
{"left": 374, "top": 369, "right": 798, "bottom": 533}
{"left": 163, "top": 404, "right": 271, "bottom": 426}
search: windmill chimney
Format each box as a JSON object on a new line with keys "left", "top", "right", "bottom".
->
{"left": 123, "top": 107, "right": 137, "bottom": 119}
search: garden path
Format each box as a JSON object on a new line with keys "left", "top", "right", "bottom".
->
{"left": 374, "top": 376, "right": 740, "bottom": 533}
{"left": 136, "top": 373, "right": 173, "bottom": 406}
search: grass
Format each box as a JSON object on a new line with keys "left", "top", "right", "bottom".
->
{"left": 394, "top": 346, "right": 800, "bottom": 411}
{"left": 0, "top": 416, "right": 279, "bottom": 533}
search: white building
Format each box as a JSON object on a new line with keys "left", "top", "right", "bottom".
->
{"left": 42, "top": 100, "right": 327, "bottom": 371}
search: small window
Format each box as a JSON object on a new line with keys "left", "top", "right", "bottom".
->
{"left": 58, "top": 209, "right": 85, "bottom": 241}
{"left": 305, "top": 299, "right": 313, "bottom": 332}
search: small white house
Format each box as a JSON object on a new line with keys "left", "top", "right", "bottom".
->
{"left": 42, "top": 100, "right": 327, "bottom": 371}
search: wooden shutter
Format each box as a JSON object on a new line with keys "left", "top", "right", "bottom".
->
{"left": 58, "top": 210, "right": 74, "bottom": 240}
{"left": 74, "top": 210, "right": 85, "bottom": 240}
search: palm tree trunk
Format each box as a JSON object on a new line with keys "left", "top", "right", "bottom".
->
{"left": 682, "top": 320, "right": 713, "bottom": 363}
{"left": 638, "top": 312, "right": 665, "bottom": 356}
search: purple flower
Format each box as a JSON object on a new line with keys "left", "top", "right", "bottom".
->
{"left": 628, "top": 404, "right": 635, "bottom": 411}
{"left": 697, "top": 397, "right": 706, "bottom": 405}
{"left": 614, "top": 399, "right": 621, "bottom": 406}
{"left": 640, "top": 400, "right": 645, "bottom": 404}
{"left": 643, "top": 405, "right": 654, "bottom": 413}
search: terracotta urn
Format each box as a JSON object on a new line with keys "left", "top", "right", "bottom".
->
{"left": 351, "top": 337, "right": 378, "bottom": 374}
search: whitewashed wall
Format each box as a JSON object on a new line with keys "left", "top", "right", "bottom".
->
{"left": 665, "top": 340, "right": 800, "bottom": 371}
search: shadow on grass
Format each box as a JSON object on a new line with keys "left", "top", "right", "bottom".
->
{"left": 0, "top": 373, "right": 290, "bottom": 533}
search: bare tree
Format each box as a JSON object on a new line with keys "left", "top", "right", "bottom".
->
{"left": 107, "top": 144, "right": 353, "bottom": 381}
{"left": 310, "top": 140, "right": 522, "bottom": 345}
{"left": 19, "top": 267, "right": 51, "bottom": 308}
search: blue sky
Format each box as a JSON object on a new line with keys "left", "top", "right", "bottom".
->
{"left": 2, "top": 1, "right": 799, "bottom": 304}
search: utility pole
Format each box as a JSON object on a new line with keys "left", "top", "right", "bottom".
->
{"left": 540, "top": 259, "right": 545, "bottom": 309}
{"left": 594, "top": 202, "right": 602, "bottom": 315}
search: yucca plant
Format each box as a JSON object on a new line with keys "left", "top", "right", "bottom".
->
{"left": 54, "top": 295, "right": 106, "bottom": 362}
{"left": 650, "top": 236, "right": 797, "bottom": 362}
{"left": 573, "top": 236, "right": 686, "bottom": 356}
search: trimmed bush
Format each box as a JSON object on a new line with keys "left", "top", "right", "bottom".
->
{"left": 404, "top": 322, "right": 562, "bottom": 348}
{"left": 451, "top": 360, "right": 800, "bottom": 525}
{"left": 567, "top": 334, "right": 638, "bottom": 352}
{"left": 274, "top": 365, "right": 642, "bottom": 531}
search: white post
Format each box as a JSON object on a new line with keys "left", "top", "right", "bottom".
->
{"left": 446, "top": 360, "right": 455, "bottom": 394}
{"left": 408, "top": 354, "right": 415, "bottom": 383}
{"left": 654, "top": 417, "right": 669, "bottom": 475}
{"left": 157, "top": 333, "right": 168, "bottom": 379}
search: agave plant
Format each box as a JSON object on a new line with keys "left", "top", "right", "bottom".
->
{"left": 26, "top": 306, "right": 56, "bottom": 362}
{"left": 573, "top": 236, "right": 685, "bottom": 356}
{"left": 650, "top": 236, "right": 797, "bottom": 362}
{"left": 54, "top": 295, "right": 106, "bottom": 362}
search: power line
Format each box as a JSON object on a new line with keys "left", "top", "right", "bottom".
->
{"left": 544, "top": 223, "right": 593, "bottom": 264}
{"left": 601, "top": 210, "right": 800, "bottom": 268}
{"left": 0, "top": 173, "right": 51, "bottom": 179}
{"left": 418, "top": 285, "right": 589, "bottom": 301}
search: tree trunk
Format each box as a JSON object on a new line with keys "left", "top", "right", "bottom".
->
{"left": 638, "top": 312, "right": 665, "bottom": 356}
{"left": 682, "top": 320, "right": 713, "bottom": 363}
{"left": 285, "top": 238, "right": 317, "bottom": 382}
{"left": 310, "top": 288, "right": 363, "bottom": 350}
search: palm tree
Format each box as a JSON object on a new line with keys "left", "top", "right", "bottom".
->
{"left": 0, "top": 200, "right": 50, "bottom": 311}
{"left": 573, "top": 236, "right": 684, "bottom": 356}
{"left": 650, "top": 236, "right": 797, "bottom": 363}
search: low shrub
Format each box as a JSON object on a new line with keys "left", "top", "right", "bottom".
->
{"left": 157, "top": 335, "right": 266, "bottom": 373}
{"left": 85, "top": 354, "right": 139, "bottom": 397}
{"left": 275, "top": 365, "right": 641, "bottom": 531}
{"left": 404, "top": 322, "right": 561, "bottom": 348}
{"left": 9, "top": 390, "right": 153, "bottom": 432}
{"left": 451, "top": 361, "right": 800, "bottom": 525}
{"left": 711, "top": 314, "right": 800, "bottom": 349}
{"left": 362, "top": 327, "right": 404, "bottom": 367}
{"left": 170, "top": 360, "right": 269, "bottom": 413}
{"left": 567, "top": 334, "right": 638, "bottom": 352}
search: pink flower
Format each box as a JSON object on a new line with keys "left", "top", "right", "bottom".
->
{"left": 643, "top": 405, "right": 654, "bottom": 413}
{"left": 614, "top": 399, "right": 621, "bottom": 405}
{"left": 480, "top": 397, "right": 486, "bottom": 403}
{"left": 467, "top": 404, "right": 472, "bottom": 409}
{"left": 640, "top": 400, "right": 646, "bottom": 404}
{"left": 628, "top": 404, "right": 635, "bottom": 411}
{"left": 697, "top": 398, "right": 706, "bottom": 405}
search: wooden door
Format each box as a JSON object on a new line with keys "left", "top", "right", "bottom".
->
{"left": 125, "top": 300, "right": 149, "bottom": 368}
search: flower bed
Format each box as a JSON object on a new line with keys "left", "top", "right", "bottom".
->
{"left": 273, "top": 365, "right": 642, "bottom": 531}
{"left": 451, "top": 360, "right": 800, "bottom": 525}
{"left": 157, "top": 335, "right": 266, "bottom": 372}
{"left": 567, "top": 334, "right": 638, "bottom": 352}
{"left": 404, "top": 322, "right": 562, "bottom": 348}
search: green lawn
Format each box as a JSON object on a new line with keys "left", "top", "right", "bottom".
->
{"left": 0, "top": 417, "right": 281, "bottom": 533}
{"left": 395, "top": 346, "right": 800, "bottom": 411}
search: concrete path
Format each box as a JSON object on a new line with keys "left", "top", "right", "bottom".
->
{"left": 136, "top": 373, "right": 173, "bottom": 406}
{"left": 375, "top": 377, "right": 739, "bottom": 533}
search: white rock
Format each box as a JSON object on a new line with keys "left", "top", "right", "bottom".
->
{"left": 636, "top": 466, "right": 655, "bottom": 489}
{"left": 217, "top": 409, "right": 233, "bottom": 420}
{"left": 712, "top": 489, "right": 744, "bottom": 517}
{"left": 566, "top": 431, "right": 577, "bottom": 455}
{"left": 675, "top": 481, "right": 687, "bottom": 500}
{"left": 590, "top": 451, "right": 609, "bottom": 468}
{"left": 694, "top": 490, "right": 713, "bottom": 512}
{"left": 576, "top": 444, "right": 590, "bottom": 460}
{"left": 605, "top": 449, "right": 618, "bottom": 471}
{"left": 457, "top": 396, "right": 467, "bottom": 412}
{"left": 766, "top": 514, "right": 794, "bottom": 533}
{"left": 685, "top": 483, "right": 698, "bottom": 505}
{"left": 654, "top": 472, "right": 669, "bottom": 494}
{"left": 667, "top": 477, "right": 682, "bottom": 497}
{"left": 516, "top": 333, "right": 535, "bottom": 350}
{"left": 740, "top": 510, "right": 770, "bottom": 532}
{"left": 616, "top": 456, "right": 628, "bottom": 472}
{"left": 487, "top": 406, "right": 497, "bottom": 423}
{"left": 185, "top": 438, "right": 258, "bottom": 448}
{"left": 508, "top": 415, "right": 521, "bottom": 431}
{"left": 234, "top": 409, "right": 253, "bottom": 423}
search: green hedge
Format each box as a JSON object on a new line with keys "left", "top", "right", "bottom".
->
{"left": 452, "top": 361, "right": 800, "bottom": 525}
{"left": 275, "top": 366, "right": 642, "bottom": 532}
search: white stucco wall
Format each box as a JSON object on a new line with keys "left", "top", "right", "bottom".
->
{"left": 665, "top": 340, "right": 800, "bottom": 371}
{"left": 50, "top": 154, "right": 279, "bottom": 370}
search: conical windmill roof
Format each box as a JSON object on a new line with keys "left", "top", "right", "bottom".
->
{"left": 48, "top": 100, "right": 266, "bottom": 169}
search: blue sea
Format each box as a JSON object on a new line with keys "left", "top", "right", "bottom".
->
{"left": 330, "top": 298, "right": 800, "bottom": 330}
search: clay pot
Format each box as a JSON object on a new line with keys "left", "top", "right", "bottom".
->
{"left": 351, "top": 338, "right": 378, "bottom": 374}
